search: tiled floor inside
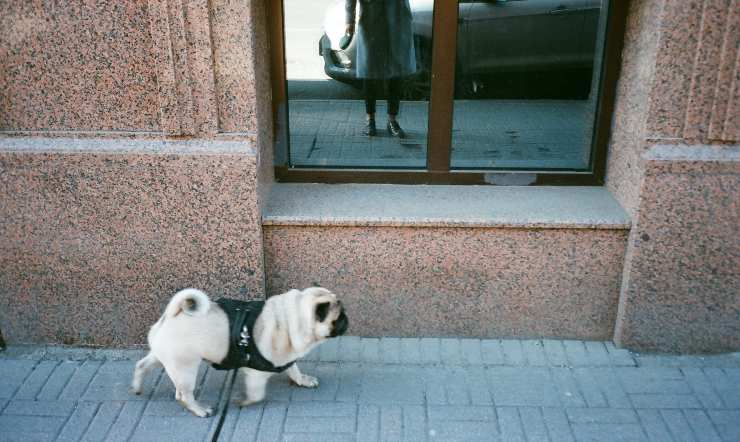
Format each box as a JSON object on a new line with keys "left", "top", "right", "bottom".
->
{"left": 288, "top": 100, "right": 594, "bottom": 170}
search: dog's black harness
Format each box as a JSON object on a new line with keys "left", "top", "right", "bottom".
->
{"left": 210, "top": 298, "right": 295, "bottom": 373}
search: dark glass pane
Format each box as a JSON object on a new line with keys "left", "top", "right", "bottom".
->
{"left": 451, "top": 0, "right": 609, "bottom": 170}
{"left": 284, "top": 0, "right": 433, "bottom": 168}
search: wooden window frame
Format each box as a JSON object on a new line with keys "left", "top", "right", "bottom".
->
{"left": 269, "top": 0, "right": 629, "bottom": 185}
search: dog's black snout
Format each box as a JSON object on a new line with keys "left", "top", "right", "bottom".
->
{"left": 331, "top": 310, "right": 349, "bottom": 337}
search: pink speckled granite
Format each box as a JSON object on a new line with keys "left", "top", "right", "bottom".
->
{"left": 684, "top": 0, "right": 734, "bottom": 140}
{"left": 211, "top": 0, "right": 262, "bottom": 134}
{"left": 605, "top": 0, "right": 663, "bottom": 217}
{"left": 0, "top": 1, "right": 160, "bottom": 132}
{"left": 0, "top": 138, "right": 265, "bottom": 346}
{"left": 614, "top": 145, "right": 740, "bottom": 353}
{"left": 708, "top": 0, "right": 739, "bottom": 142}
{"left": 264, "top": 226, "right": 628, "bottom": 339}
{"left": 645, "top": 0, "right": 704, "bottom": 138}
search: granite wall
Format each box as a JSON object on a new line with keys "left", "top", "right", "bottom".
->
{"left": 607, "top": 0, "right": 739, "bottom": 352}
{"left": 0, "top": 0, "right": 274, "bottom": 345}
{"left": 265, "top": 226, "right": 629, "bottom": 340}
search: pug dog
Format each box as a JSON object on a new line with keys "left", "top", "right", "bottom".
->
{"left": 130, "top": 287, "right": 348, "bottom": 417}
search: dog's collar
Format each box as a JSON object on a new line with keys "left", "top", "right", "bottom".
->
{"left": 210, "top": 298, "right": 295, "bottom": 373}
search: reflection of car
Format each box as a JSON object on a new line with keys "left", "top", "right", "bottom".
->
{"left": 319, "top": 0, "right": 601, "bottom": 98}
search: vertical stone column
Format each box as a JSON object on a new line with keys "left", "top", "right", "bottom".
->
{"left": 607, "top": 0, "right": 739, "bottom": 352}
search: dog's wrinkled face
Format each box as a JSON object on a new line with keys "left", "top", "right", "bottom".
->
{"left": 309, "top": 289, "right": 349, "bottom": 339}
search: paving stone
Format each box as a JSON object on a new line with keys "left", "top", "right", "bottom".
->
{"left": 104, "top": 401, "right": 147, "bottom": 442}
{"left": 683, "top": 409, "right": 722, "bottom": 442}
{"left": 618, "top": 368, "right": 692, "bottom": 394}
{"left": 428, "top": 405, "right": 495, "bottom": 421}
{"left": 480, "top": 340, "right": 505, "bottom": 365}
{"left": 604, "top": 342, "right": 636, "bottom": 367}
{"left": 635, "top": 409, "right": 673, "bottom": 441}
{"left": 380, "top": 405, "right": 403, "bottom": 441}
{"left": 660, "top": 409, "right": 695, "bottom": 442}
{"left": 519, "top": 407, "right": 549, "bottom": 442}
{"left": 360, "top": 367, "right": 424, "bottom": 404}
{"left": 337, "top": 336, "right": 361, "bottom": 362}
{"left": 521, "top": 340, "right": 548, "bottom": 366}
{"left": 14, "top": 360, "right": 58, "bottom": 399}
{"left": 59, "top": 360, "right": 104, "bottom": 400}
{"left": 427, "top": 420, "right": 497, "bottom": 442}
{"left": 130, "top": 415, "right": 216, "bottom": 442}
{"left": 420, "top": 338, "right": 441, "bottom": 364}
{"left": 282, "top": 434, "right": 356, "bottom": 442}
{"left": 460, "top": 339, "right": 483, "bottom": 365}
{"left": 705, "top": 368, "right": 740, "bottom": 408}
{"left": 288, "top": 401, "right": 356, "bottom": 417}
{"left": 81, "top": 401, "right": 124, "bottom": 441}
{"left": 402, "top": 405, "right": 426, "bottom": 442}
{"left": 361, "top": 338, "right": 381, "bottom": 363}
{"left": 319, "top": 337, "right": 340, "bottom": 362}
{"left": 551, "top": 367, "right": 587, "bottom": 408}
{"left": 283, "top": 415, "right": 356, "bottom": 433}
{"left": 357, "top": 404, "right": 380, "bottom": 442}
{"left": 0, "top": 415, "right": 68, "bottom": 442}
{"left": 583, "top": 342, "right": 611, "bottom": 366}
{"left": 563, "top": 341, "right": 589, "bottom": 367}
{"left": 572, "top": 368, "right": 608, "bottom": 407}
{"left": 256, "top": 403, "right": 288, "bottom": 442}
{"left": 0, "top": 359, "right": 37, "bottom": 398}
{"left": 501, "top": 340, "right": 525, "bottom": 365}
{"left": 36, "top": 360, "right": 81, "bottom": 400}
{"left": 590, "top": 368, "right": 632, "bottom": 408}
{"left": 566, "top": 408, "right": 638, "bottom": 424}
{"left": 83, "top": 361, "right": 151, "bottom": 401}
{"left": 708, "top": 410, "right": 740, "bottom": 442}
{"left": 542, "top": 408, "right": 575, "bottom": 442}
{"left": 543, "top": 340, "right": 569, "bottom": 367}
{"left": 400, "top": 338, "right": 424, "bottom": 364}
{"left": 496, "top": 407, "right": 526, "bottom": 442}
{"left": 380, "top": 337, "right": 401, "bottom": 364}
{"left": 681, "top": 368, "right": 724, "bottom": 409}
{"left": 57, "top": 401, "right": 100, "bottom": 442}
{"left": 423, "top": 367, "right": 447, "bottom": 405}
{"left": 570, "top": 423, "right": 647, "bottom": 441}
{"left": 464, "top": 366, "right": 493, "bottom": 405}
{"left": 630, "top": 394, "right": 701, "bottom": 409}
{"left": 488, "top": 367, "right": 560, "bottom": 407}
{"left": 440, "top": 339, "right": 462, "bottom": 365}
{"left": 335, "top": 362, "right": 363, "bottom": 402}
{"left": 3, "top": 399, "right": 76, "bottom": 416}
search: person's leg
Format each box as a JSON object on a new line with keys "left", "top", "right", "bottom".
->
{"left": 386, "top": 77, "right": 405, "bottom": 138}
{"left": 363, "top": 79, "right": 377, "bottom": 136}
{"left": 387, "top": 77, "right": 401, "bottom": 118}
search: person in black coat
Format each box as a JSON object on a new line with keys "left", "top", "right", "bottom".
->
{"left": 345, "top": 0, "right": 417, "bottom": 137}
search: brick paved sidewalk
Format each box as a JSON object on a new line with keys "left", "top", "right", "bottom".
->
{"left": 1, "top": 338, "right": 739, "bottom": 442}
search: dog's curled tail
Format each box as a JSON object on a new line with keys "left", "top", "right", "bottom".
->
{"left": 164, "top": 288, "right": 211, "bottom": 318}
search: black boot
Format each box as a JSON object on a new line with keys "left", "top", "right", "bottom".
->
{"left": 387, "top": 120, "right": 406, "bottom": 138}
{"left": 364, "top": 119, "right": 377, "bottom": 136}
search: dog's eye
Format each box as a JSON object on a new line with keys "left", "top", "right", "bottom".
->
{"left": 315, "top": 302, "right": 331, "bottom": 322}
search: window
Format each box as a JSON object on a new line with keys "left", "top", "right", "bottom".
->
{"left": 269, "top": 0, "right": 627, "bottom": 185}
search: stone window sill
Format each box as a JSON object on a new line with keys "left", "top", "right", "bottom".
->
{"left": 263, "top": 184, "right": 631, "bottom": 230}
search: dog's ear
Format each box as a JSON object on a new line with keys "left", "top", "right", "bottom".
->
{"left": 315, "top": 302, "right": 331, "bottom": 322}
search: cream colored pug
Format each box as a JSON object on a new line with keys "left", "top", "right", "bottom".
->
{"left": 130, "top": 287, "right": 348, "bottom": 417}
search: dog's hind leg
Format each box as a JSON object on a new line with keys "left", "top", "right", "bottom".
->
{"left": 237, "top": 367, "right": 273, "bottom": 407}
{"left": 130, "top": 352, "right": 161, "bottom": 395}
{"left": 166, "top": 360, "right": 213, "bottom": 417}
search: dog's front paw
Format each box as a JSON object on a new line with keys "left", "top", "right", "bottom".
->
{"left": 191, "top": 406, "right": 213, "bottom": 418}
{"left": 293, "top": 374, "right": 319, "bottom": 388}
{"left": 237, "top": 398, "right": 260, "bottom": 408}
{"left": 129, "top": 386, "right": 142, "bottom": 395}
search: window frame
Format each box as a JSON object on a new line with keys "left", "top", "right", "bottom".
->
{"left": 269, "top": 0, "right": 630, "bottom": 185}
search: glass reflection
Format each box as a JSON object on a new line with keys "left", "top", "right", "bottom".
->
{"left": 451, "top": 0, "right": 610, "bottom": 170}
{"left": 285, "top": 0, "right": 433, "bottom": 168}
